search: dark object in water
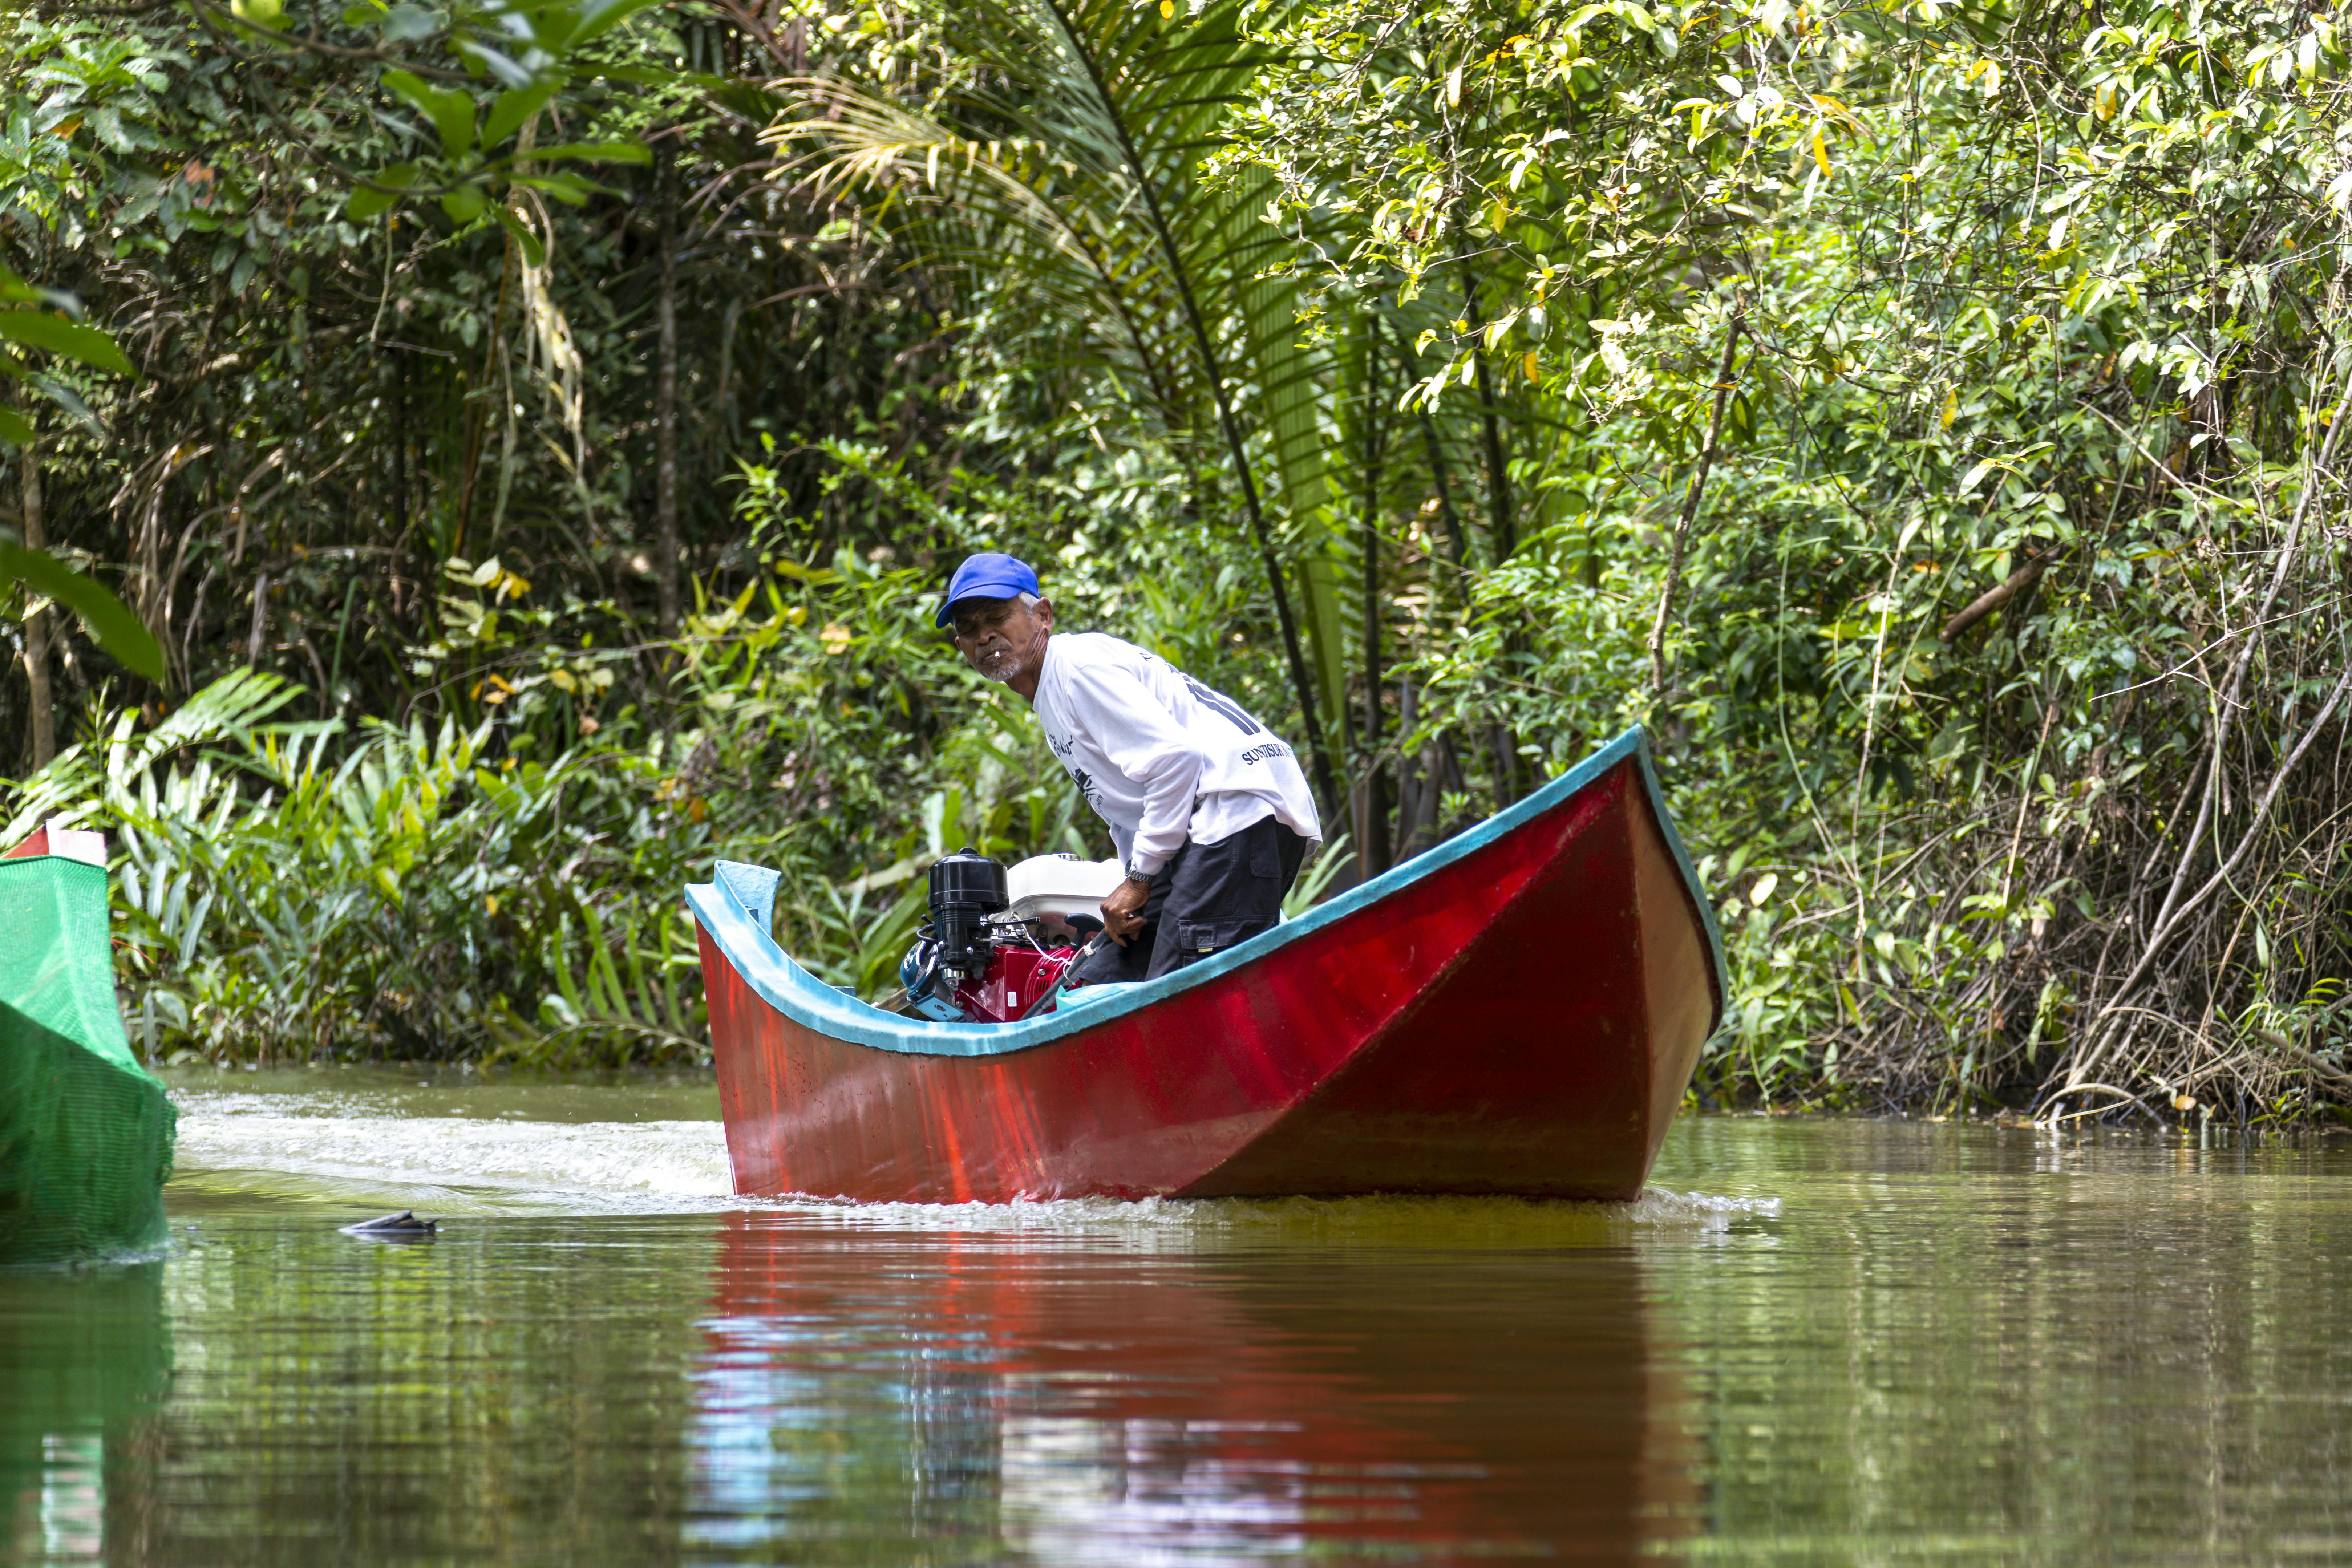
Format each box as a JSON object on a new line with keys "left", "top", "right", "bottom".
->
{"left": 339, "top": 1211, "right": 437, "bottom": 1240}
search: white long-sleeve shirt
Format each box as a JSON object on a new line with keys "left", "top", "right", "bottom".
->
{"left": 1032, "top": 632, "right": 1322, "bottom": 875}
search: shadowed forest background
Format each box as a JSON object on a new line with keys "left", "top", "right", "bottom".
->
{"left": 3, "top": 0, "right": 2350, "bottom": 1126}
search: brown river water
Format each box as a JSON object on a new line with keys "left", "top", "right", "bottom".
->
{"left": 5, "top": 1071, "right": 2351, "bottom": 1565}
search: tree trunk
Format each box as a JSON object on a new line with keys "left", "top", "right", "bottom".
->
{"left": 1355, "top": 316, "right": 1391, "bottom": 880}
{"left": 246, "top": 572, "right": 271, "bottom": 669}
{"left": 1459, "top": 258, "right": 1523, "bottom": 806}
{"left": 655, "top": 135, "right": 683, "bottom": 641}
{"left": 452, "top": 245, "right": 513, "bottom": 562}
{"left": 1417, "top": 413, "right": 1470, "bottom": 588}
{"left": 1648, "top": 305, "right": 1744, "bottom": 694}
{"left": 21, "top": 439, "right": 53, "bottom": 771}
{"left": 1417, "top": 411, "right": 1518, "bottom": 812}
{"left": 1436, "top": 731, "right": 1469, "bottom": 835}
{"left": 389, "top": 349, "right": 408, "bottom": 548}
{"left": 1462, "top": 276, "right": 1517, "bottom": 564}
{"left": 1394, "top": 675, "right": 1424, "bottom": 860}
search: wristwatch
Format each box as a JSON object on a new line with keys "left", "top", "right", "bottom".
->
{"left": 1123, "top": 864, "right": 1155, "bottom": 887}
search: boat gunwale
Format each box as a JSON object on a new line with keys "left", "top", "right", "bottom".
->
{"left": 685, "top": 724, "right": 1727, "bottom": 1059}
{"left": 0, "top": 853, "right": 175, "bottom": 1091}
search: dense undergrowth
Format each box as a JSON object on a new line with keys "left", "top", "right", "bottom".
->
{"left": 4, "top": 0, "right": 2352, "bottom": 1126}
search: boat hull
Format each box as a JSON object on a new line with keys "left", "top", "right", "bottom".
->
{"left": 0, "top": 855, "right": 177, "bottom": 1265}
{"left": 694, "top": 729, "right": 1722, "bottom": 1203}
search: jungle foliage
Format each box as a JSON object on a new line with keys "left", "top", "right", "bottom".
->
{"left": 1, "top": 0, "right": 2349, "bottom": 1128}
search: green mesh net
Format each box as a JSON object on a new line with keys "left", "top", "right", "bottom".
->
{"left": 0, "top": 856, "right": 177, "bottom": 1266}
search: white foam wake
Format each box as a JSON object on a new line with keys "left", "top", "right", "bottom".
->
{"left": 170, "top": 1091, "right": 736, "bottom": 1216}
{"left": 734, "top": 1185, "right": 1784, "bottom": 1245}
{"left": 167, "top": 1087, "right": 1784, "bottom": 1231}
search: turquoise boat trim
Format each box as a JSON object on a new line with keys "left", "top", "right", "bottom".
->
{"left": 684, "top": 725, "right": 1726, "bottom": 1058}
{"left": 714, "top": 862, "right": 781, "bottom": 939}
{"left": 1055, "top": 980, "right": 1142, "bottom": 1013}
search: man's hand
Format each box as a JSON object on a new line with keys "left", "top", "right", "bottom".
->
{"left": 1100, "top": 875, "right": 1152, "bottom": 947}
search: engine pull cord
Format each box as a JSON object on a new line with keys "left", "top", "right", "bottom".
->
{"left": 1019, "top": 933, "right": 1101, "bottom": 1021}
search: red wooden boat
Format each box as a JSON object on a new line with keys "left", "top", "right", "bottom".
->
{"left": 687, "top": 727, "right": 1724, "bottom": 1203}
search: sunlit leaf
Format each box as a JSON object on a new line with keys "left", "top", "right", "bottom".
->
{"left": 382, "top": 68, "right": 474, "bottom": 159}
{"left": 572, "top": 0, "right": 668, "bottom": 46}
{"left": 27, "top": 375, "right": 102, "bottom": 437}
{"left": 453, "top": 38, "right": 533, "bottom": 89}
{"left": 0, "top": 311, "right": 132, "bottom": 376}
{"left": 346, "top": 162, "right": 415, "bottom": 219}
{"left": 489, "top": 204, "right": 547, "bottom": 266}
{"left": 527, "top": 141, "right": 652, "bottom": 165}
{"left": 509, "top": 173, "right": 591, "bottom": 205}
{"left": 0, "top": 543, "right": 164, "bottom": 679}
{"left": 381, "top": 2, "right": 439, "bottom": 41}
{"left": 483, "top": 78, "right": 558, "bottom": 150}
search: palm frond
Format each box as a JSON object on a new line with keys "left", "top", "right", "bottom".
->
{"left": 764, "top": 0, "right": 1347, "bottom": 806}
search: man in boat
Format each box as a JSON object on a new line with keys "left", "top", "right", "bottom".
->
{"left": 939, "top": 552, "right": 1323, "bottom": 984}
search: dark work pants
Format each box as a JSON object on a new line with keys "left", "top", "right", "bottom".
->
{"left": 1071, "top": 814, "right": 1313, "bottom": 986}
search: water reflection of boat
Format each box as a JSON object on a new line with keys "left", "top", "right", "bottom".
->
{"left": 0, "top": 1262, "right": 172, "bottom": 1564}
{"left": 688, "top": 1211, "right": 1697, "bottom": 1564}
{"left": 1, "top": 830, "right": 177, "bottom": 1265}
{"left": 688, "top": 728, "right": 1724, "bottom": 1203}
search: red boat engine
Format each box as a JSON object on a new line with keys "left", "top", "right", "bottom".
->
{"left": 949, "top": 941, "right": 1084, "bottom": 1024}
{"left": 899, "top": 848, "right": 1088, "bottom": 1023}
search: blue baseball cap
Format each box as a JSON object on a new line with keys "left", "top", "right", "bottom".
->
{"left": 935, "top": 552, "right": 1042, "bottom": 627}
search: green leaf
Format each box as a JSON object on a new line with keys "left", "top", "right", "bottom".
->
{"left": 710, "top": 82, "right": 782, "bottom": 123}
{"left": 382, "top": 69, "right": 475, "bottom": 159}
{"left": 489, "top": 204, "right": 546, "bottom": 266}
{"left": 0, "top": 544, "right": 164, "bottom": 680}
{"left": 526, "top": 141, "right": 652, "bottom": 166}
{"left": 439, "top": 184, "right": 488, "bottom": 224}
{"left": 28, "top": 376, "right": 101, "bottom": 436}
{"left": 0, "top": 406, "right": 29, "bottom": 446}
{"left": 573, "top": 0, "right": 668, "bottom": 46}
{"left": 483, "top": 78, "right": 558, "bottom": 150}
{"left": 0, "top": 311, "right": 133, "bottom": 376}
{"left": 509, "top": 174, "right": 590, "bottom": 206}
{"left": 347, "top": 162, "right": 416, "bottom": 219}
{"left": 453, "top": 40, "right": 533, "bottom": 89}
{"left": 381, "top": 3, "right": 437, "bottom": 41}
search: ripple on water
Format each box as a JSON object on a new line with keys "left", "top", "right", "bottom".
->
{"left": 166, "top": 1086, "right": 1782, "bottom": 1235}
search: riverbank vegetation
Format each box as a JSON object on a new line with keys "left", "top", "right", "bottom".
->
{"left": 3, "top": 0, "right": 2349, "bottom": 1126}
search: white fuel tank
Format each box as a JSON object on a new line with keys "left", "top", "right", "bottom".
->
{"left": 1002, "top": 853, "right": 1124, "bottom": 925}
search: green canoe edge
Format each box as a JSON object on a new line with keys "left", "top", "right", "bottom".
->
{"left": 0, "top": 856, "right": 177, "bottom": 1266}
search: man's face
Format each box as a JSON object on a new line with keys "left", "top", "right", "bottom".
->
{"left": 950, "top": 595, "right": 1052, "bottom": 684}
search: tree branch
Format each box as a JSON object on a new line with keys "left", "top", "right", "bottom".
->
{"left": 1940, "top": 547, "right": 2058, "bottom": 641}
{"left": 1649, "top": 303, "right": 1743, "bottom": 694}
